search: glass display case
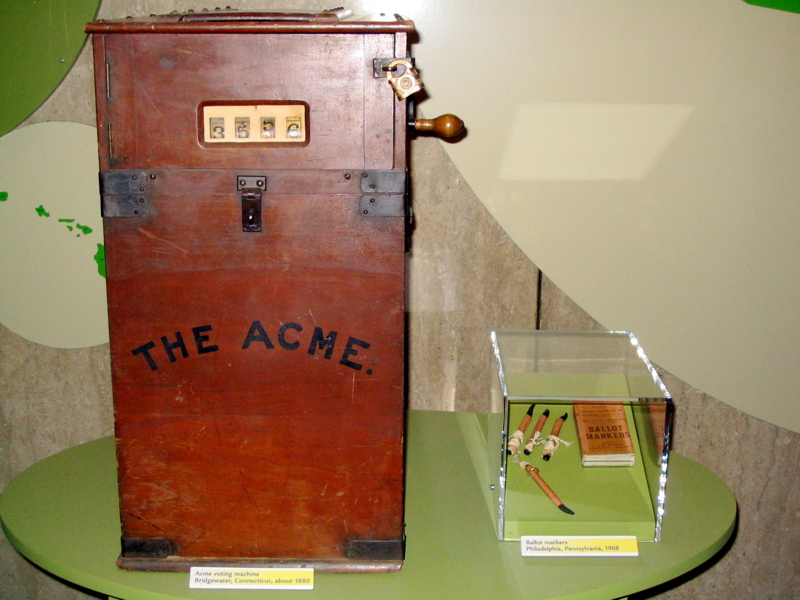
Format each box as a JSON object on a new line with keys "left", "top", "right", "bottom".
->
{"left": 489, "top": 331, "right": 674, "bottom": 542}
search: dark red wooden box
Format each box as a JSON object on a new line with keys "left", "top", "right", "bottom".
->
{"left": 86, "top": 10, "right": 412, "bottom": 572}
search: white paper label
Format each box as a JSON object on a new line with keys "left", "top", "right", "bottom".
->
{"left": 521, "top": 536, "right": 639, "bottom": 557}
{"left": 189, "top": 567, "right": 314, "bottom": 590}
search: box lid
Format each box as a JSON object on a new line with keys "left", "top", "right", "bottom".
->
{"left": 85, "top": 9, "right": 415, "bottom": 34}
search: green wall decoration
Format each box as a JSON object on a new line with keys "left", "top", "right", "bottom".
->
{"left": 0, "top": 0, "right": 101, "bottom": 137}
{"left": 744, "top": 0, "right": 800, "bottom": 13}
{"left": 0, "top": 122, "right": 107, "bottom": 348}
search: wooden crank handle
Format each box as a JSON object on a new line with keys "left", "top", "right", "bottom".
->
{"left": 413, "top": 114, "right": 465, "bottom": 138}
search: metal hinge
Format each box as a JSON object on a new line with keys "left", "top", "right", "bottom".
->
{"left": 100, "top": 170, "right": 152, "bottom": 217}
{"left": 358, "top": 170, "right": 407, "bottom": 217}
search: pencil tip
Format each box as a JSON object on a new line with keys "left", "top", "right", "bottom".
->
{"left": 523, "top": 448, "right": 531, "bottom": 455}
{"left": 561, "top": 413, "right": 569, "bottom": 420}
{"left": 543, "top": 409, "right": 550, "bottom": 416}
{"left": 558, "top": 504, "right": 575, "bottom": 515}
{"left": 526, "top": 404, "right": 536, "bottom": 416}
{"left": 542, "top": 454, "right": 551, "bottom": 461}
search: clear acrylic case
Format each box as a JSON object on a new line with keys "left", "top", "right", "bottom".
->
{"left": 489, "top": 331, "right": 674, "bottom": 542}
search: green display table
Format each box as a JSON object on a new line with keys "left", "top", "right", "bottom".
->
{"left": 1, "top": 410, "right": 735, "bottom": 600}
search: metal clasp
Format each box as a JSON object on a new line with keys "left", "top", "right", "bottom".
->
{"left": 238, "top": 175, "right": 267, "bottom": 232}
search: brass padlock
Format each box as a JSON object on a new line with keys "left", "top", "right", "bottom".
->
{"left": 386, "top": 58, "right": 423, "bottom": 100}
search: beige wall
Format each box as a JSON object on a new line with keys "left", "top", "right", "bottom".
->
{"left": 409, "top": 0, "right": 800, "bottom": 434}
{"left": 1, "top": 2, "right": 799, "bottom": 599}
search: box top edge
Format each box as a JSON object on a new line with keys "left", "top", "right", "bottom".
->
{"left": 86, "top": 11, "right": 415, "bottom": 34}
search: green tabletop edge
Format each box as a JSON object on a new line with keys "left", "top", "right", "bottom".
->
{"left": 1, "top": 410, "right": 736, "bottom": 600}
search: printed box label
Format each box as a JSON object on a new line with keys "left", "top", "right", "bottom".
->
{"left": 521, "top": 536, "right": 639, "bottom": 557}
{"left": 189, "top": 567, "right": 314, "bottom": 590}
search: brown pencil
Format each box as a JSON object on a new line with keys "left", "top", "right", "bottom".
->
{"left": 523, "top": 409, "right": 550, "bottom": 454}
{"left": 507, "top": 403, "right": 536, "bottom": 455}
{"left": 542, "top": 412, "right": 569, "bottom": 461}
{"left": 522, "top": 462, "right": 574, "bottom": 515}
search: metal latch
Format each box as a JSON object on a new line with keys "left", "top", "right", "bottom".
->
{"left": 238, "top": 175, "right": 267, "bottom": 232}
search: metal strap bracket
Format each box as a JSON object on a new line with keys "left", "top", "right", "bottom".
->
{"left": 359, "top": 170, "right": 407, "bottom": 218}
{"left": 120, "top": 537, "right": 177, "bottom": 559}
{"left": 345, "top": 538, "right": 405, "bottom": 561}
{"left": 100, "top": 171, "right": 152, "bottom": 217}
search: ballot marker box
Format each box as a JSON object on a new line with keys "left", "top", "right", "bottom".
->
{"left": 488, "top": 331, "right": 674, "bottom": 543}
